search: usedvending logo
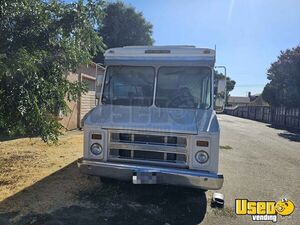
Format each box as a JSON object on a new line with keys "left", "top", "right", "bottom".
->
{"left": 235, "top": 198, "right": 295, "bottom": 222}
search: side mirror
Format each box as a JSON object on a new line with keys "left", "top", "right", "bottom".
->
{"left": 95, "top": 74, "right": 104, "bottom": 99}
{"left": 214, "top": 77, "right": 226, "bottom": 113}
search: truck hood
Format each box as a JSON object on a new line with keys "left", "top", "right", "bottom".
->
{"left": 84, "top": 105, "right": 215, "bottom": 134}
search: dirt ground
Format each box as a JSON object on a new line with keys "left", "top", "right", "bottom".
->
{"left": 0, "top": 131, "right": 84, "bottom": 203}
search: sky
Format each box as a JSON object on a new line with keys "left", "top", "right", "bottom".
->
{"left": 118, "top": 0, "right": 300, "bottom": 96}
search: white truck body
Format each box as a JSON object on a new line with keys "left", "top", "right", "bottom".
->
{"left": 78, "top": 46, "right": 224, "bottom": 190}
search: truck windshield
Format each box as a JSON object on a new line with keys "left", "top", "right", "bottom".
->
{"left": 102, "top": 66, "right": 211, "bottom": 109}
{"left": 102, "top": 66, "right": 155, "bottom": 106}
{"left": 155, "top": 67, "right": 211, "bottom": 109}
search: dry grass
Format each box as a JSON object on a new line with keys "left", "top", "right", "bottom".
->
{"left": 0, "top": 131, "right": 83, "bottom": 202}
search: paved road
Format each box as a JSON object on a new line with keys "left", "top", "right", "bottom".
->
{"left": 0, "top": 115, "right": 299, "bottom": 225}
{"left": 204, "top": 114, "right": 300, "bottom": 225}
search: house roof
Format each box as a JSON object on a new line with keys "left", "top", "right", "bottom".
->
{"left": 228, "top": 96, "right": 250, "bottom": 104}
{"left": 248, "top": 95, "right": 269, "bottom": 106}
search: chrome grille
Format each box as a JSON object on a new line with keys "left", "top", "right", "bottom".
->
{"left": 110, "top": 132, "right": 187, "bottom": 147}
{"left": 108, "top": 131, "right": 188, "bottom": 167}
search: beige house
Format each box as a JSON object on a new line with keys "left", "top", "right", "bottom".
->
{"left": 60, "top": 63, "right": 105, "bottom": 130}
{"left": 227, "top": 96, "right": 250, "bottom": 107}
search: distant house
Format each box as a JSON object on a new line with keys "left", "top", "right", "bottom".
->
{"left": 227, "top": 92, "right": 269, "bottom": 108}
{"left": 248, "top": 94, "right": 269, "bottom": 106}
{"left": 227, "top": 96, "right": 250, "bottom": 107}
{"left": 60, "top": 63, "right": 105, "bottom": 130}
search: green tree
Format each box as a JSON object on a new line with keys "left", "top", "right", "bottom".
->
{"left": 262, "top": 45, "right": 300, "bottom": 107}
{"left": 214, "top": 70, "right": 236, "bottom": 105}
{"left": 94, "top": 1, "right": 154, "bottom": 62}
{"left": 0, "top": 0, "right": 105, "bottom": 142}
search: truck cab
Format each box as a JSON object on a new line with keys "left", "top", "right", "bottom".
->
{"left": 78, "top": 45, "right": 224, "bottom": 190}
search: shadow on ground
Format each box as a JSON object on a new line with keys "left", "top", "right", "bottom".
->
{"left": 266, "top": 124, "right": 300, "bottom": 142}
{"left": 0, "top": 134, "right": 30, "bottom": 142}
{"left": 0, "top": 162, "right": 207, "bottom": 225}
{"left": 278, "top": 132, "right": 300, "bottom": 142}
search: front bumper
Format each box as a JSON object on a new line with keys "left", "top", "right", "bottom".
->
{"left": 78, "top": 158, "right": 224, "bottom": 190}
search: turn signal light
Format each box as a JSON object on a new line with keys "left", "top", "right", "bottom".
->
{"left": 92, "top": 134, "right": 102, "bottom": 140}
{"left": 196, "top": 140, "right": 209, "bottom": 147}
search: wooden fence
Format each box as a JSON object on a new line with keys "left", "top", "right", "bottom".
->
{"left": 225, "top": 106, "right": 300, "bottom": 129}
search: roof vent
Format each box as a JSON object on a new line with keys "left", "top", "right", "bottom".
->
{"left": 145, "top": 49, "right": 171, "bottom": 54}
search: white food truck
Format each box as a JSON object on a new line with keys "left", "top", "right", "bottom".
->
{"left": 78, "top": 46, "right": 225, "bottom": 190}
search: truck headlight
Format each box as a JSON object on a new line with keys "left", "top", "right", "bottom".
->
{"left": 90, "top": 143, "right": 103, "bottom": 155}
{"left": 195, "top": 150, "right": 209, "bottom": 164}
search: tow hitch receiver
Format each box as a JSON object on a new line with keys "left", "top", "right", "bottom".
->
{"left": 132, "top": 171, "right": 157, "bottom": 184}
